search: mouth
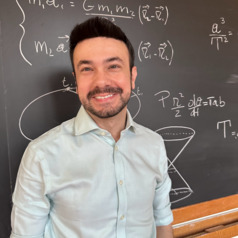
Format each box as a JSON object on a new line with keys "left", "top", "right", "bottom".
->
{"left": 88, "top": 87, "right": 122, "bottom": 100}
{"left": 94, "top": 94, "right": 114, "bottom": 100}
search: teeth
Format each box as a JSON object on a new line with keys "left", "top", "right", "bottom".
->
{"left": 95, "top": 94, "right": 113, "bottom": 99}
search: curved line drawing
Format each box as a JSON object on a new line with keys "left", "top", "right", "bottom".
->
{"left": 170, "top": 188, "right": 193, "bottom": 204}
{"left": 157, "top": 126, "right": 195, "bottom": 141}
{"left": 137, "top": 41, "right": 143, "bottom": 62}
{"left": 130, "top": 91, "right": 141, "bottom": 119}
{"left": 19, "top": 87, "right": 75, "bottom": 141}
{"left": 19, "top": 87, "right": 141, "bottom": 141}
{"left": 138, "top": 5, "right": 143, "bottom": 25}
{"left": 167, "top": 40, "right": 173, "bottom": 66}
{"left": 164, "top": 6, "right": 169, "bottom": 25}
{"left": 16, "top": 0, "right": 32, "bottom": 66}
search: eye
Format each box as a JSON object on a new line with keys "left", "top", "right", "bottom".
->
{"left": 109, "top": 64, "right": 121, "bottom": 69}
{"left": 81, "top": 67, "right": 93, "bottom": 72}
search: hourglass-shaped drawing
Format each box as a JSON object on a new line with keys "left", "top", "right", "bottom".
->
{"left": 156, "top": 126, "right": 195, "bottom": 204}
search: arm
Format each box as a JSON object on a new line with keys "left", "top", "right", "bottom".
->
{"left": 153, "top": 137, "right": 174, "bottom": 234}
{"left": 11, "top": 146, "right": 50, "bottom": 237}
{"left": 156, "top": 224, "right": 174, "bottom": 238}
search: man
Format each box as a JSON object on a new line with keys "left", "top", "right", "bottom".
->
{"left": 11, "top": 17, "right": 173, "bottom": 238}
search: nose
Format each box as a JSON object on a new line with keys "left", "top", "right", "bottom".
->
{"left": 93, "top": 69, "right": 110, "bottom": 87}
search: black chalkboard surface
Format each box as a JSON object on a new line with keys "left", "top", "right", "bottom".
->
{"left": 1, "top": 0, "right": 238, "bottom": 236}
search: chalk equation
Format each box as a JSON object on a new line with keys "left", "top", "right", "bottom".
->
{"left": 155, "top": 90, "right": 226, "bottom": 118}
{"left": 138, "top": 5, "right": 169, "bottom": 25}
{"left": 28, "top": 0, "right": 66, "bottom": 10}
{"left": 83, "top": 0, "right": 135, "bottom": 21}
{"left": 17, "top": 0, "right": 170, "bottom": 66}
{"left": 24, "top": 0, "right": 170, "bottom": 25}
{"left": 82, "top": 0, "right": 169, "bottom": 25}
{"left": 34, "top": 36, "right": 69, "bottom": 57}
{"left": 156, "top": 126, "right": 195, "bottom": 203}
{"left": 138, "top": 40, "right": 174, "bottom": 66}
{"left": 217, "top": 120, "right": 238, "bottom": 140}
{"left": 209, "top": 17, "right": 233, "bottom": 51}
{"left": 19, "top": 77, "right": 142, "bottom": 141}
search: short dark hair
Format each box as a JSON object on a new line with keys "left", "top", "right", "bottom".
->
{"left": 69, "top": 17, "right": 135, "bottom": 72}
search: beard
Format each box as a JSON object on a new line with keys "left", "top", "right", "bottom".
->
{"left": 81, "top": 85, "right": 132, "bottom": 119}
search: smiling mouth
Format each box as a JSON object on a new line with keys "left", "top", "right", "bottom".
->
{"left": 94, "top": 94, "right": 114, "bottom": 100}
{"left": 87, "top": 86, "right": 123, "bottom": 100}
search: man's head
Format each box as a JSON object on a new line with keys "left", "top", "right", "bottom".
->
{"left": 69, "top": 17, "right": 135, "bottom": 73}
{"left": 69, "top": 17, "right": 137, "bottom": 119}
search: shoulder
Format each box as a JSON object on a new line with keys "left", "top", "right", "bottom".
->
{"left": 28, "top": 117, "right": 75, "bottom": 153}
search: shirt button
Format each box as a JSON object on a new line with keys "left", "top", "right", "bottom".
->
{"left": 120, "top": 215, "right": 125, "bottom": 220}
{"left": 115, "top": 145, "right": 118, "bottom": 151}
{"left": 119, "top": 180, "right": 123, "bottom": 185}
{"left": 101, "top": 131, "right": 106, "bottom": 136}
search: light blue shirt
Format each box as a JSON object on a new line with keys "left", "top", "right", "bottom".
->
{"left": 11, "top": 106, "right": 173, "bottom": 238}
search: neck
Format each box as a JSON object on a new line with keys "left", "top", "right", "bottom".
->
{"left": 88, "top": 108, "right": 127, "bottom": 142}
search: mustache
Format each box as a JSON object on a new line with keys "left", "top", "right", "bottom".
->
{"left": 87, "top": 86, "right": 123, "bottom": 99}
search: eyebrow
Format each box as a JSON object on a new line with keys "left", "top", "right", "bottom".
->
{"left": 104, "top": 57, "right": 124, "bottom": 64}
{"left": 76, "top": 60, "right": 93, "bottom": 69}
{"left": 76, "top": 57, "right": 124, "bottom": 69}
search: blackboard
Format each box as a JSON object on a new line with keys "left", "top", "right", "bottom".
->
{"left": 1, "top": 0, "right": 238, "bottom": 236}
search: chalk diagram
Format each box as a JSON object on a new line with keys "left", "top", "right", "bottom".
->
{"left": 19, "top": 87, "right": 141, "bottom": 141}
{"left": 156, "top": 126, "right": 195, "bottom": 204}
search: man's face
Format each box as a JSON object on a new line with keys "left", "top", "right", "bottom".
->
{"left": 73, "top": 37, "right": 137, "bottom": 119}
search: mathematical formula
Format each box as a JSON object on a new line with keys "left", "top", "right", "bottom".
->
{"left": 33, "top": 38, "right": 174, "bottom": 67}
{"left": 17, "top": 0, "right": 171, "bottom": 66}
{"left": 34, "top": 36, "right": 69, "bottom": 57}
{"left": 155, "top": 90, "right": 226, "bottom": 118}
{"left": 209, "top": 17, "right": 233, "bottom": 50}
{"left": 217, "top": 120, "right": 238, "bottom": 140}
{"left": 26, "top": 0, "right": 169, "bottom": 25}
{"left": 138, "top": 40, "right": 174, "bottom": 66}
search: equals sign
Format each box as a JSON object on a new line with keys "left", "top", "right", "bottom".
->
{"left": 70, "top": 2, "right": 75, "bottom": 7}
{"left": 203, "top": 102, "right": 208, "bottom": 106}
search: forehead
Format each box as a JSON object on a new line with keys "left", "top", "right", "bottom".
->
{"left": 73, "top": 37, "right": 129, "bottom": 63}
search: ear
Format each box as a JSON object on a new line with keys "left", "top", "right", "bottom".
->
{"left": 131, "top": 66, "right": 137, "bottom": 90}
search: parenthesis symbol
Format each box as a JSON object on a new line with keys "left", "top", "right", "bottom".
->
{"left": 138, "top": 5, "right": 143, "bottom": 25}
{"left": 164, "top": 6, "right": 169, "bottom": 25}
{"left": 167, "top": 40, "right": 173, "bottom": 66}
{"left": 138, "top": 41, "right": 143, "bottom": 62}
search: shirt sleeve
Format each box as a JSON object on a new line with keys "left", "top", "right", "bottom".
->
{"left": 153, "top": 139, "right": 173, "bottom": 226}
{"left": 11, "top": 145, "right": 50, "bottom": 237}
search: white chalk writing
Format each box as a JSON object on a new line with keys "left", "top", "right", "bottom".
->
{"left": 156, "top": 126, "right": 195, "bottom": 203}
{"left": 217, "top": 120, "right": 238, "bottom": 140}
{"left": 209, "top": 17, "right": 233, "bottom": 50}
{"left": 138, "top": 5, "right": 169, "bottom": 25}
{"left": 34, "top": 36, "right": 69, "bottom": 57}
{"left": 138, "top": 40, "right": 174, "bottom": 65}
{"left": 155, "top": 90, "right": 226, "bottom": 118}
{"left": 83, "top": 0, "right": 135, "bottom": 21}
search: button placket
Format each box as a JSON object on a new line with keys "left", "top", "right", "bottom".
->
{"left": 113, "top": 144, "right": 127, "bottom": 237}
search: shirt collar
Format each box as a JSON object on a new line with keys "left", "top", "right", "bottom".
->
{"left": 74, "top": 106, "right": 136, "bottom": 136}
{"left": 125, "top": 109, "right": 136, "bottom": 133}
